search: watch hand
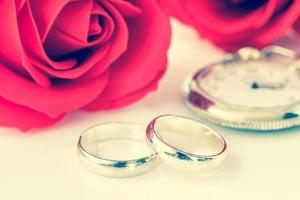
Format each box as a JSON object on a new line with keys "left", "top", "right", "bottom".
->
{"left": 251, "top": 81, "right": 285, "bottom": 90}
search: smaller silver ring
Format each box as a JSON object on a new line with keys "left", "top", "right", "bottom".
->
{"left": 78, "top": 123, "right": 159, "bottom": 178}
{"left": 146, "top": 115, "right": 227, "bottom": 172}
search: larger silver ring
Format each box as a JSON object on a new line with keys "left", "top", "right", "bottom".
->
{"left": 146, "top": 115, "right": 227, "bottom": 172}
{"left": 78, "top": 123, "right": 159, "bottom": 178}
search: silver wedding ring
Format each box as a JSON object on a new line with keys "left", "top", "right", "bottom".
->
{"left": 146, "top": 115, "right": 227, "bottom": 172}
{"left": 78, "top": 123, "right": 159, "bottom": 178}
{"left": 78, "top": 115, "right": 228, "bottom": 177}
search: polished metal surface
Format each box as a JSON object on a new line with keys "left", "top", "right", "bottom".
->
{"left": 78, "top": 123, "right": 159, "bottom": 178}
{"left": 184, "top": 46, "right": 300, "bottom": 130}
{"left": 146, "top": 115, "right": 227, "bottom": 172}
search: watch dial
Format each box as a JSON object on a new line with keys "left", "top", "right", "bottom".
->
{"left": 198, "top": 60, "right": 300, "bottom": 108}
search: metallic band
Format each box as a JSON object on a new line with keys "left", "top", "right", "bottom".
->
{"left": 146, "top": 115, "right": 227, "bottom": 172}
{"left": 78, "top": 123, "right": 159, "bottom": 178}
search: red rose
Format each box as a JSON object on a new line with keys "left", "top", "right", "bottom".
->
{"left": 159, "top": 0, "right": 300, "bottom": 51}
{"left": 0, "top": 0, "right": 171, "bottom": 131}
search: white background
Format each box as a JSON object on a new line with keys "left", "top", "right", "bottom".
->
{"left": 0, "top": 20, "right": 299, "bottom": 200}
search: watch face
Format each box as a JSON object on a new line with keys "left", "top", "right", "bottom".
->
{"left": 197, "top": 59, "right": 300, "bottom": 109}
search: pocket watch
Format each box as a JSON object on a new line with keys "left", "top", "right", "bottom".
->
{"left": 184, "top": 46, "right": 300, "bottom": 130}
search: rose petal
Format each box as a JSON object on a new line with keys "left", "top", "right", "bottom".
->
{"left": 160, "top": 0, "right": 300, "bottom": 51}
{"left": 181, "top": 0, "right": 275, "bottom": 40}
{"left": 76, "top": 0, "right": 130, "bottom": 80}
{"left": 212, "top": 0, "right": 300, "bottom": 50}
{"left": 88, "top": 14, "right": 103, "bottom": 37}
{"left": 0, "top": 0, "right": 31, "bottom": 77}
{"left": 251, "top": 0, "right": 300, "bottom": 47}
{"left": 110, "top": 0, "right": 142, "bottom": 16}
{"left": 0, "top": 96, "right": 63, "bottom": 132}
{"left": 50, "top": 0, "right": 93, "bottom": 44}
{"left": 90, "top": 1, "right": 116, "bottom": 43}
{"left": 28, "top": 0, "right": 70, "bottom": 42}
{"left": 158, "top": 0, "right": 193, "bottom": 25}
{"left": 18, "top": 0, "right": 128, "bottom": 80}
{"left": 18, "top": 2, "right": 79, "bottom": 78}
{"left": 87, "top": 68, "right": 166, "bottom": 109}
{"left": 293, "top": 17, "right": 300, "bottom": 34}
{"left": 84, "top": 0, "right": 171, "bottom": 110}
{"left": 195, "top": 1, "right": 273, "bottom": 31}
{"left": 0, "top": 62, "right": 110, "bottom": 118}
{"left": 44, "top": 1, "right": 115, "bottom": 58}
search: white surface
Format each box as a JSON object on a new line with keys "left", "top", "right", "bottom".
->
{"left": 0, "top": 20, "right": 299, "bottom": 200}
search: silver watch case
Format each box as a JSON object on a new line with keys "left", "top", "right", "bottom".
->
{"left": 183, "top": 46, "right": 300, "bottom": 131}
